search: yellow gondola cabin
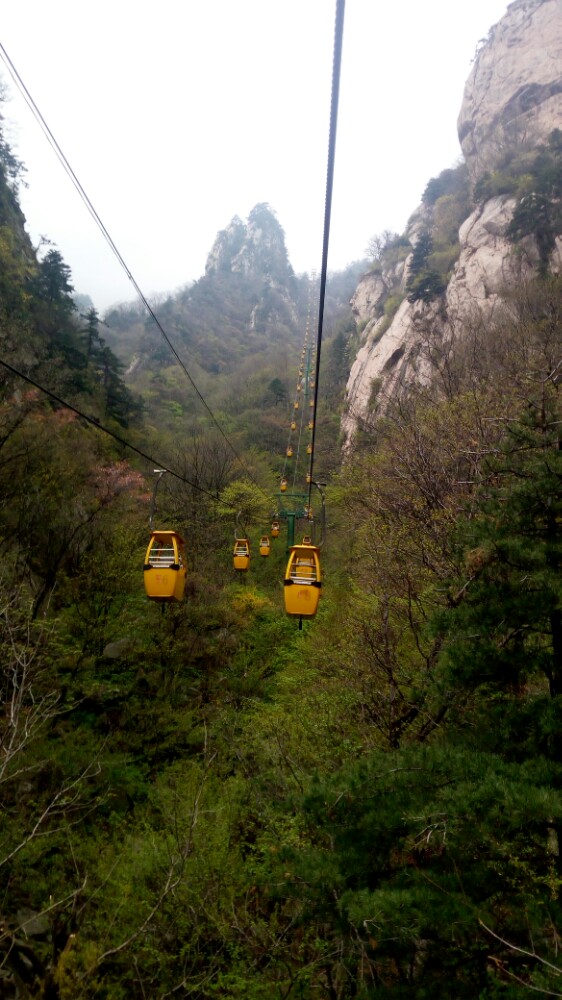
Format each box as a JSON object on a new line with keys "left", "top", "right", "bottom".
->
{"left": 271, "top": 519, "right": 280, "bottom": 538}
{"left": 233, "top": 538, "right": 250, "bottom": 571}
{"left": 259, "top": 535, "right": 271, "bottom": 557}
{"left": 284, "top": 542, "right": 321, "bottom": 619}
{"left": 144, "top": 530, "right": 187, "bottom": 602}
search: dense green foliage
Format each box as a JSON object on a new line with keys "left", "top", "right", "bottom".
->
{"left": 3, "top": 90, "right": 562, "bottom": 1000}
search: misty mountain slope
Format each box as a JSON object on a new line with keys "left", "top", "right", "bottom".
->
{"left": 101, "top": 203, "right": 364, "bottom": 457}
{"left": 105, "top": 204, "right": 364, "bottom": 381}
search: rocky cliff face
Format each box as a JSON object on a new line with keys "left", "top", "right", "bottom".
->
{"left": 343, "top": 0, "right": 562, "bottom": 448}
{"left": 204, "top": 202, "right": 299, "bottom": 334}
{"left": 459, "top": 0, "right": 562, "bottom": 182}
{"left": 205, "top": 202, "right": 294, "bottom": 282}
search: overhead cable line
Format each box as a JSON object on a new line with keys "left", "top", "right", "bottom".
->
{"left": 0, "top": 357, "right": 219, "bottom": 501}
{"left": 307, "top": 0, "right": 345, "bottom": 506}
{"left": 0, "top": 42, "right": 270, "bottom": 503}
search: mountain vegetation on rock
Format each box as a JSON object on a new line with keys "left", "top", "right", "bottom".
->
{"left": 343, "top": 0, "right": 562, "bottom": 449}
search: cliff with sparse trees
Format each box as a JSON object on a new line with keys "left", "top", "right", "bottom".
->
{"left": 343, "top": 0, "right": 562, "bottom": 449}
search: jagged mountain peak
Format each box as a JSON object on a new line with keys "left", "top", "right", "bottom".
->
{"left": 205, "top": 203, "right": 293, "bottom": 282}
{"left": 204, "top": 215, "right": 246, "bottom": 276}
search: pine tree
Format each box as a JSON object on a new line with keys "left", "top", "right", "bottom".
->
{"left": 439, "top": 393, "right": 562, "bottom": 699}
{"left": 82, "top": 306, "right": 102, "bottom": 360}
{"left": 507, "top": 129, "right": 562, "bottom": 276}
{"left": 406, "top": 231, "right": 446, "bottom": 303}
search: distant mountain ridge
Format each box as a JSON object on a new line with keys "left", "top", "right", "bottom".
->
{"left": 105, "top": 203, "right": 360, "bottom": 383}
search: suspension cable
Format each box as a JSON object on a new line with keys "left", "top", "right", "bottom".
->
{"left": 307, "top": 0, "right": 345, "bottom": 506}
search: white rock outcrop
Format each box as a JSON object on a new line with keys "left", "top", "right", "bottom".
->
{"left": 458, "top": 0, "right": 562, "bottom": 182}
{"left": 343, "top": 0, "right": 562, "bottom": 448}
{"left": 445, "top": 196, "right": 524, "bottom": 316}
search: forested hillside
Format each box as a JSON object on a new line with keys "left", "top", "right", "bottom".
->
{"left": 2, "top": 83, "right": 562, "bottom": 1000}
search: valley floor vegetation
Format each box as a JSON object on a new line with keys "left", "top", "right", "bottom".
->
{"left": 2, "top": 273, "right": 562, "bottom": 999}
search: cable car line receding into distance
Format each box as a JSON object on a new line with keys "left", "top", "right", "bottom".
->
{"left": 307, "top": 0, "right": 345, "bottom": 510}
{"left": 1, "top": 0, "right": 346, "bottom": 618}
{"left": 279, "top": 288, "right": 317, "bottom": 496}
{"left": 0, "top": 41, "right": 270, "bottom": 505}
{"left": 280, "top": 0, "right": 345, "bottom": 626}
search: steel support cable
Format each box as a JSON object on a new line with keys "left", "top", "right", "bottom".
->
{"left": 292, "top": 384, "right": 307, "bottom": 492}
{"left": 297, "top": 343, "right": 315, "bottom": 491}
{"left": 293, "top": 326, "right": 311, "bottom": 490}
{"left": 280, "top": 376, "right": 298, "bottom": 485}
{"left": 290, "top": 276, "right": 317, "bottom": 491}
{"left": 307, "top": 0, "right": 345, "bottom": 507}
{"left": 283, "top": 384, "right": 302, "bottom": 487}
{"left": 284, "top": 358, "right": 301, "bottom": 474}
{"left": 306, "top": 343, "right": 316, "bottom": 484}
{"left": 0, "top": 43, "right": 270, "bottom": 504}
{"left": 299, "top": 280, "right": 316, "bottom": 491}
{"left": 0, "top": 357, "right": 219, "bottom": 501}
{"left": 281, "top": 319, "right": 312, "bottom": 488}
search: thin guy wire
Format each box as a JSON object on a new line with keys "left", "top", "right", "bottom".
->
{"left": 0, "top": 357, "right": 219, "bottom": 501}
{"left": 0, "top": 43, "right": 270, "bottom": 502}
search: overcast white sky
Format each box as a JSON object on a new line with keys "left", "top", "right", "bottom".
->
{"left": 1, "top": 0, "right": 510, "bottom": 312}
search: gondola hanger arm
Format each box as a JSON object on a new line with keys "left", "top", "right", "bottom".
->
{"left": 149, "top": 469, "right": 167, "bottom": 531}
